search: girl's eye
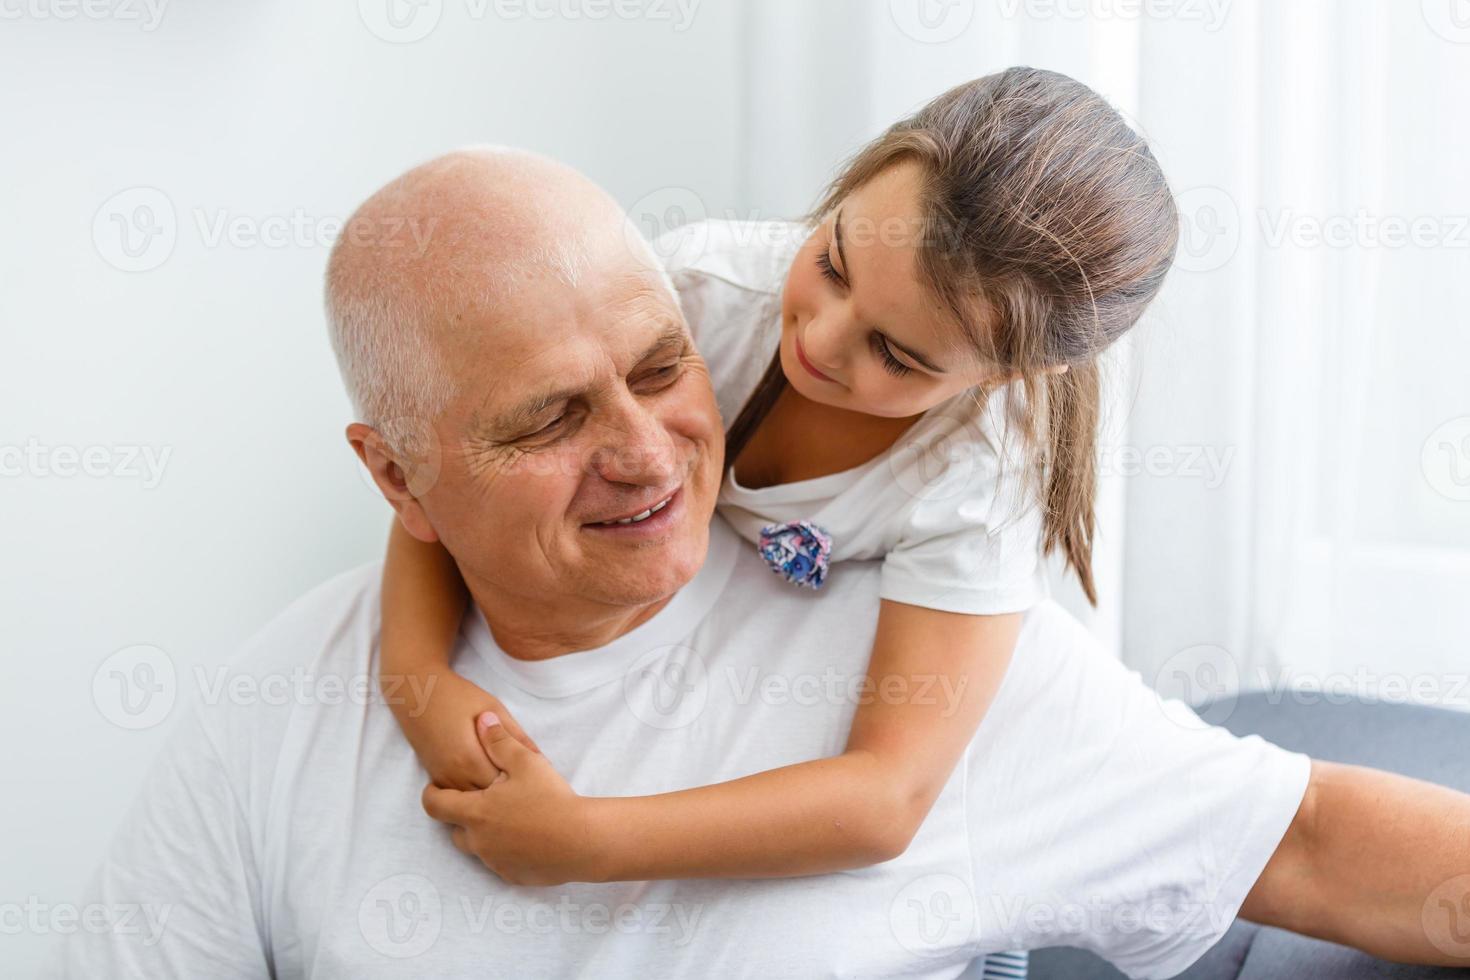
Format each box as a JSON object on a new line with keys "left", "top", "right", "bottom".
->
{"left": 816, "top": 247, "right": 845, "bottom": 286}
{"left": 871, "top": 333, "right": 912, "bottom": 378}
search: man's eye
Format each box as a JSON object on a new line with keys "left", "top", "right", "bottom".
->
{"left": 523, "top": 415, "right": 565, "bottom": 439}
{"left": 640, "top": 363, "right": 682, "bottom": 386}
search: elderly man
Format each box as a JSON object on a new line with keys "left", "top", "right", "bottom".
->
{"left": 56, "top": 149, "right": 1470, "bottom": 979}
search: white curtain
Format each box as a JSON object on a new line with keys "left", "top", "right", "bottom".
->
{"left": 735, "top": 0, "right": 1470, "bottom": 703}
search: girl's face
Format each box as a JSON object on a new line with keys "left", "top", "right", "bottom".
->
{"left": 779, "top": 160, "right": 997, "bottom": 418}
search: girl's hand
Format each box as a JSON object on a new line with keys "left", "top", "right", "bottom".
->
{"left": 390, "top": 673, "right": 540, "bottom": 791}
{"left": 421, "top": 713, "right": 607, "bottom": 886}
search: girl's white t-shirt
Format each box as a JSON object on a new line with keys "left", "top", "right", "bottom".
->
{"left": 661, "top": 218, "right": 1049, "bottom": 615}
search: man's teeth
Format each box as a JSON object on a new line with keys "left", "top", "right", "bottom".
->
{"left": 598, "top": 496, "right": 672, "bottom": 526}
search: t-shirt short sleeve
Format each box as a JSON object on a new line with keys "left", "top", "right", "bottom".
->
{"left": 967, "top": 601, "right": 1313, "bottom": 979}
{"left": 878, "top": 419, "right": 1048, "bottom": 616}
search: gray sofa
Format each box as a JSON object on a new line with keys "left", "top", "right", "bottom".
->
{"left": 1030, "top": 692, "right": 1470, "bottom": 979}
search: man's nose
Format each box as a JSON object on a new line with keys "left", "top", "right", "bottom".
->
{"left": 587, "top": 397, "right": 678, "bottom": 487}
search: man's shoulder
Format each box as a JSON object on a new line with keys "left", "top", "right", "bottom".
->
{"left": 179, "top": 561, "right": 385, "bottom": 759}
{"left": 222, "top": 562, "right": 382, "bottom": 679}
{"left": 147, "top": 562, "right": 387, "bottom": 857}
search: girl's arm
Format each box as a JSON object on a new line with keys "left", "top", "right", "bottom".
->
{"left": 588, "top": 601, "right": 1020, "bottom": 878}
{"left": 428, "top": 600, "right": 1020, "bottom": 881}
{"left": 380, "top": 520, "right": 538, "bottom": 791}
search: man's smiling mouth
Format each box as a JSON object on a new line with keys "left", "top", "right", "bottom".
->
{"left": 597, "top": 494, "right": 674, "bottom": 526}
{"left": 584, "top": 488, "right": 681, "bottom": 528}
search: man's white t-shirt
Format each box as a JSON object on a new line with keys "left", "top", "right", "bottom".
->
{"left": 55, "top": 517, "right": 1309, "bottom": 979}
{"left": 664, "top": 219, "right": 1048, "bottom": 615}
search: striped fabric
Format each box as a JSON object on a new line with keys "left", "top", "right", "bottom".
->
{"left": 979, "top": 950, "right": 1029, "bottom": 979}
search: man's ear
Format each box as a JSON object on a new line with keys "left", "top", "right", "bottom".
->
{"left": 346, "top": 422, "right": 440, "bottom": 544}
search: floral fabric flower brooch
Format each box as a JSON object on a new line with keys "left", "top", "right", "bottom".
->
{"left": 757, "top": 520, "right": 833, "bottom": 590}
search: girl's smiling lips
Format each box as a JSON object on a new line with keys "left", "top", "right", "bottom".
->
{"left": 794, "top": 335, "right": 836, "bottom": 383}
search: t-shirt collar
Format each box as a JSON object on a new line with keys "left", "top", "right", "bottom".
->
{"left": 462, "top": 517, "right": 740, "bottom": 698}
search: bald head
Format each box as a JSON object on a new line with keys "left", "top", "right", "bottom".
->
{"left": 325, "top": 147, "right": 674, "bottom": 451}
{"left": 335, "top": 149, "right": 723, "bottom": 634}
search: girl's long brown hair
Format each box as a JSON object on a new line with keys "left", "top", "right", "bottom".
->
{"left": 726, "top": 67, "right": 1179, "bottom": 605}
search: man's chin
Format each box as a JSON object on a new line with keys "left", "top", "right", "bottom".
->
{"left": 586, "top": 522, "right": 709, "bottom": 607}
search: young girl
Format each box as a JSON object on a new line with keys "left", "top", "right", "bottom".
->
{"left": 381, "top": 67, "right": 1177, "bottom": 905}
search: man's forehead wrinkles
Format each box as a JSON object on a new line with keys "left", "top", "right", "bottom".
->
{"left": 591, "top": 285, "right": 678, "bottom": 330}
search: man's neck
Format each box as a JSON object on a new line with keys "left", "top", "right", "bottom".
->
{"left": 464, "top": 585, "right": 675, "bottom": 662}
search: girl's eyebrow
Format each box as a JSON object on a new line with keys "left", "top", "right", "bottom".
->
{"left": 835, "top": 209, "right": 851, "bottom": 283}
{"left": 837, "top": 208, "right": 948, "bottom": 375}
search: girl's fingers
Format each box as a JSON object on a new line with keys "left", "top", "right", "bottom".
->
{"left": 490, "top": 705, "right": 542, "bottom": 754}
{"left": 476, "top": 712, "right": 534, "bottom": 773}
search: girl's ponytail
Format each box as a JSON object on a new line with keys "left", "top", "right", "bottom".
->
{"left": 1036, "top": 362, "right": 1101, "bottom": 606}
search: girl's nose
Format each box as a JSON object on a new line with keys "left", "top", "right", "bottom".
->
{"left": 801, "top": 315, "right": 847, "bottom": 375}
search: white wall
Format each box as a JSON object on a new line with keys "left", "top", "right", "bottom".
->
{"left": 0, "top": 3, "right": 742, "bottom": 972}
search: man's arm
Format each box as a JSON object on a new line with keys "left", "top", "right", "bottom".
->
{"left": 50, "top": 704, "right": 272, "bottom": 978}
{"left": 1243, "top": 760, "right": 1470, "bottom": 965}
